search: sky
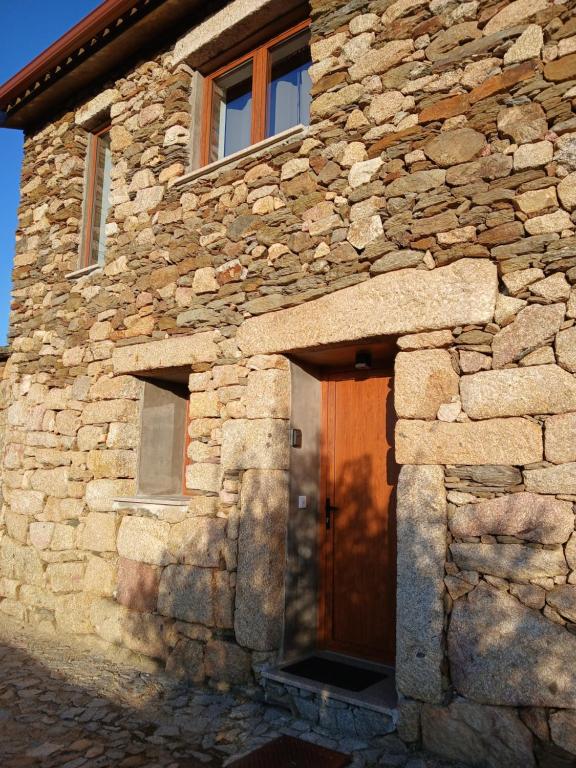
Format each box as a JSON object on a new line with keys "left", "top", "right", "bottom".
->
{"left": 0, "top": 0, "right": 101, "bottom": 346}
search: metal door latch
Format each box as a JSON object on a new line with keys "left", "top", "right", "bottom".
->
{"left": 325, "top": 497, "right": 338, "bottom": 530}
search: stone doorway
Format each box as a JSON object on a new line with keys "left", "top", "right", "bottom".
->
{"left": 282, "top": 340, "right": 397, "bottom": 665}
{"left": 235, "top": 258, "right": 498, "bottom": 715}
{"left": 269, "top": 341, "right": 398, "bottom": 722}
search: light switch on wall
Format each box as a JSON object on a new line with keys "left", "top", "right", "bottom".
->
{"left": 298, "top": 496, "right": 307, "bottom": 509}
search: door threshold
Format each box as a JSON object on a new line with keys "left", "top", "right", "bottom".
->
{"left": 262, "top": 650, "right": 397, "bottom": 715}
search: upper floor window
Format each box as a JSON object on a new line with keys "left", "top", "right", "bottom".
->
{"left": 201, "top": 20, "right": 312, "bottom": 166}
{"left": 81, "top": 124, "right": 112, "bottom": 268}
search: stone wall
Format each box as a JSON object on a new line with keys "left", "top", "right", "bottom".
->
{"left": 0, "top": 354, "right": 11, "bottom": 508}
{"left": 3, "top": 0, "right": 576, "bottom": 763}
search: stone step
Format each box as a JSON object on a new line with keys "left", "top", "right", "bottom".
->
{"left": 262, "top": 677, "right": 397, "bottom": 741}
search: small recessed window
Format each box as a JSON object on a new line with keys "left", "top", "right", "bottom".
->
{"left": 81, "top": 125, "right": 112, "bottom": 268}
{"left": 201, "top": 21, "right": 311, "bottom": 165}
{"left": 138, "top": 380, "right": 188, "bottom": 497}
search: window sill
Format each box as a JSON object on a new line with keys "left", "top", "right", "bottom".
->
{"left": 174, "top": 123, "right": 309, "bottom": 188}
{"left": 114, "top": 496, "right": 191, "bottom": 508}
{"left": 65, "top": 263, "right": 103, "bottom": 280}
{"left": 114, "top": 496, "right": 192, "bottom": 507}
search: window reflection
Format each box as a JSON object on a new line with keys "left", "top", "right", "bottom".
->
{"left": 89, "top": 131, "right": 112, "bottom": 266}
{"left": 211, "top": 60, "right": 253, "bottom": 162}
{"left": 268, "top": 30, "right": 312, "bottom": 137}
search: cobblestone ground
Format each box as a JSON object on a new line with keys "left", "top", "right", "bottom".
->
{"left": 0, "top": 618, "right": 466, "bottom": 768}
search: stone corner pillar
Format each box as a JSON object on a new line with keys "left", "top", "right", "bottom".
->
{"left": 396, "top": 464, "right": 447, "bottom": 703}
{"left": 234, "top": 469, "right": 290, "bottom": 652}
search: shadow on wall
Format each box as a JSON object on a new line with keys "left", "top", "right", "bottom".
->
{"left": 55, "top": 366, "right": 576, "bottom": 768}
{"left": 283, "top": 450, "right": 397, "bottom": 662}
{"left": 116, "top": 374, "right": 399, "bottom": 704}
{"left": 112, "top": 472, "right": 289, "bottom": 690}
{"left": 96, "top": 371, "right": 397, "bottom": 729}
{"left": 113, "top": 477, "right": 576, "bottom": 768}
{"left": 310, "top": 381, "right": 397, "bottom": 666}
{"left": 419, "top": 494, "right": 576, "bottom": 767}
{"left": 6, "top": 451, "right": 576, "bottom": 766}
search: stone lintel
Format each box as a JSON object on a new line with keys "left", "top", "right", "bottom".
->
{"left": 173, "top": 0, "right": 302, "bottom": 69}
{"left": 75, "top": 89, "right": 120, "bottom": 128}
{"left": 396, "top": 465, "right": 446, "bottom": 703}
{"left": 237, "top": 259, "right": 498, "bottom": 356}
{"left": 112, "top": 333, "right": 219, "bottom": 375}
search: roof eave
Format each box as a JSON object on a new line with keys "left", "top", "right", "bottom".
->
{"left": 0, "top": 0, "right": 203, "bottom": 131}
{"left": 0, "top": 0, "right": 142, "bottom": 115}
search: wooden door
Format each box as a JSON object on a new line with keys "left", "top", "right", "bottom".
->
{"left": 319, "top": 370, "right": 397, "bottom": 664}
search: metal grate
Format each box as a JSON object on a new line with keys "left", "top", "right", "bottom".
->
{"left": 228, "top": 735, "right": 351, "bottom": 768}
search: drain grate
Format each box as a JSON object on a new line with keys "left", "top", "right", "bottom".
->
{"left": 228, "top": 735, "right": 351, "bottom": 768}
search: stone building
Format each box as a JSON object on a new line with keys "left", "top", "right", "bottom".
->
{"left": 1, "top": 0, "right": 576, "bottom": 763}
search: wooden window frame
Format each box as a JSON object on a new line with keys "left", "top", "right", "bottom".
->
{"left": 200, "top": 18, "right": 311, "bottom": 167}
{"left": 182, "top": 400, "right": 194, "bottom": 496}
{"left": 81, "top": 122, "right": 111, "bottom": 269}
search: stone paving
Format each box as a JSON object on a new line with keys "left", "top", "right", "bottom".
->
{"left": 0, "top": 617, "right": 466, "bottom": 768}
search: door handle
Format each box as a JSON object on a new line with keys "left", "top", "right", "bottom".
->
{"left": 325, "top": 497, "right": 338, "bottom": 530}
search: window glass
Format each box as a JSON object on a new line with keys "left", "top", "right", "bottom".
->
{"left": 267, "top": 29, "right": 312, "bottom": 137}
{"left": 138, "top": 380, "right": 188, "bottom": 497}
{"left": 211, "top": 60, "right": 253, "bottom": 162}
{"left": 88, "top": 130, "right": 112, "bottom": 266}
{"left": 201, "top": 22, "right": 311, "bottom": 167}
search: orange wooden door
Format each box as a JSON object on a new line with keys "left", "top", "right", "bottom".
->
{"left": 319, "top": 371, "right": 397, "bottom": 664}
